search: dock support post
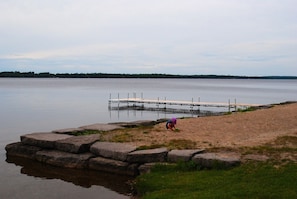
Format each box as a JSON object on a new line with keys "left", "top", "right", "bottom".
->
{"left": 133, "top": 92, "right": 136, "bottom": 106}
{"left": 117, "top": 93, "right": 120, "bottom": 108}
{"left": 108, "top": 93, "right": 111, "bottom": 109}
{"left": 198, "top": 97, "right": 200, "bottom": 112}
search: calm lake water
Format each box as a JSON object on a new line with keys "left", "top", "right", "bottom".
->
{"left": 1, "top": 78, "right": 296, "bottom": 198}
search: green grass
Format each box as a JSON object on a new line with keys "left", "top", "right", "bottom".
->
{"left": 134, "top": 162, "right": 297, "bottom": 199}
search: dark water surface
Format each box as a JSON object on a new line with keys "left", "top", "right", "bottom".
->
{"left": 1, "top": 78, "right": 296, "bottom": 198}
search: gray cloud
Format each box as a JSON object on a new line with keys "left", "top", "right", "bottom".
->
{"left": 0, "top": 0, "right": 296, "bottom": 75}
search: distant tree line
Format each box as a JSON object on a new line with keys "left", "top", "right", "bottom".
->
{"left": 0, "top": 71, "right": 296, "bottom": 79}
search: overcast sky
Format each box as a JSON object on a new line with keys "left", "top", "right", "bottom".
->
{"left": 0, "top": 0, "right": 296, "bottom": 76}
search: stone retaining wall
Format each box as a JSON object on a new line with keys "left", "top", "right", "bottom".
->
{"left": 5, "top": 122, "right": 244, "bottom": 176}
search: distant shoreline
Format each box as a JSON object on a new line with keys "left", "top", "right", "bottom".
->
{"left": 1, "top": 71, "right": 297, "bottom": 79}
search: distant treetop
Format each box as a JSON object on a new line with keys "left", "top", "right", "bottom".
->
{"left": 0, "top": 71, "right": 296, "bottom": 79}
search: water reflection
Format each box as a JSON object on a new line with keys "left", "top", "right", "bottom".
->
{"left": 6, "top": 156, "right": 133, "bottom": 195}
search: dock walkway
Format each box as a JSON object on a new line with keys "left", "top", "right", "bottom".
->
{"left": 108, "top": 97, "right": 262, "bottom": 112}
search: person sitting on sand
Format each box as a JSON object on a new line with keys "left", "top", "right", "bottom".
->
{"left": 166, "top": 117, "right": 177, "bottom": 130}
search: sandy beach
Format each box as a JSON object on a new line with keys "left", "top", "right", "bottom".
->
{"left": 106, "top": 102, "right": 297, "bottom": 150}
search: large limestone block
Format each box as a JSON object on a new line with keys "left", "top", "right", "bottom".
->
{"left": 89, "top": 156, "right": 138, "bottom": 176}
{"left": 52, "top": 127, "right": 84, "bottom": 134}
{"left": 55, "top": 134, "right": 100, "bottom": 153}
{"left": 192, "top": 152, "right": 241, "bottom": 169}
{"left": 138, "top": 163, "right": 158, "bottom": 174}
{"left": 21, "top": 132, "right": 73, "bottom": 149}
{"left": 167, "top": 149, "right": 205, "bottom": 162}
{"left": 79, "top": 123, "right": 124, "bottom": 131}
{"left": 110, "top": 120, "right": 157, "bottom": 128}
{"left": 138, "top": 162, "right": 174, "bottom": 174}
{"left": 90, "top": 142, "right": 136, "bottom": 161}
{"left": 242, "top": 154, "right": 269, "bottom": 162}
{"left": 35, "top": 150, "right": 94, "bottom": 169}
{"left": 5, "top": 142, "right": 41, "bottom": 159}
{"left": 126, "top": 148, "right": 168, "bottom": 163}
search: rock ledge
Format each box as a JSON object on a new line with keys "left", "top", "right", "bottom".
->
{"left": 6, "top": 121, "right": 254, "bottom": 176}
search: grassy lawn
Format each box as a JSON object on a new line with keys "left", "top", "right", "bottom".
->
{"left": 134, "top": 162, "right": 297, "bottom": 199}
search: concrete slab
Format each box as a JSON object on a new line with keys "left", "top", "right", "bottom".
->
{"left": 168, "top": 149, "right": 205, "bottom": 162}
{"left": 79, "top": 123, "right": 124, "bottom": 131}
{"left": 242, "top": 154, "right": 269, "bottom": 162}
{"left": 35, "top": 150, "right": 94, "bottom": 169}
{"left": 90, "top": 142, "right": 137, "bottom": 161}
{"left": 138, "top": 162, "right": 174, "bottom": 174}
{"left": 127, "top": 148, "right": 168, "bottom": 163}
{"left": 192, "top": 152, "right": 241, "bottom": 168}
{"left": 52, "top": 128, "right": 84, "bottom": 134}
{"left": 55, "top": 134, "right": 101, "bottom": 153}
{"left": 89, "top": 156, "right": 138, "bottom": 176}
{"left": 5, "top": 142, "right": 42, "bottom": 159}
{"left": 21, "top": 132, "right": 73, "bottom": 149}
{"left": 110, "top": 120, "right": 157, "bottom": 127}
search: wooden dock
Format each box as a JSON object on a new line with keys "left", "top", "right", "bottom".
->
{"left": 108, "top": 97, "right": 262, "bottom": 112}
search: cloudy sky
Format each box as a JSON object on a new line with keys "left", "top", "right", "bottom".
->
{"left": 0, "top": 0, "right": 296, "bottom": 76}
